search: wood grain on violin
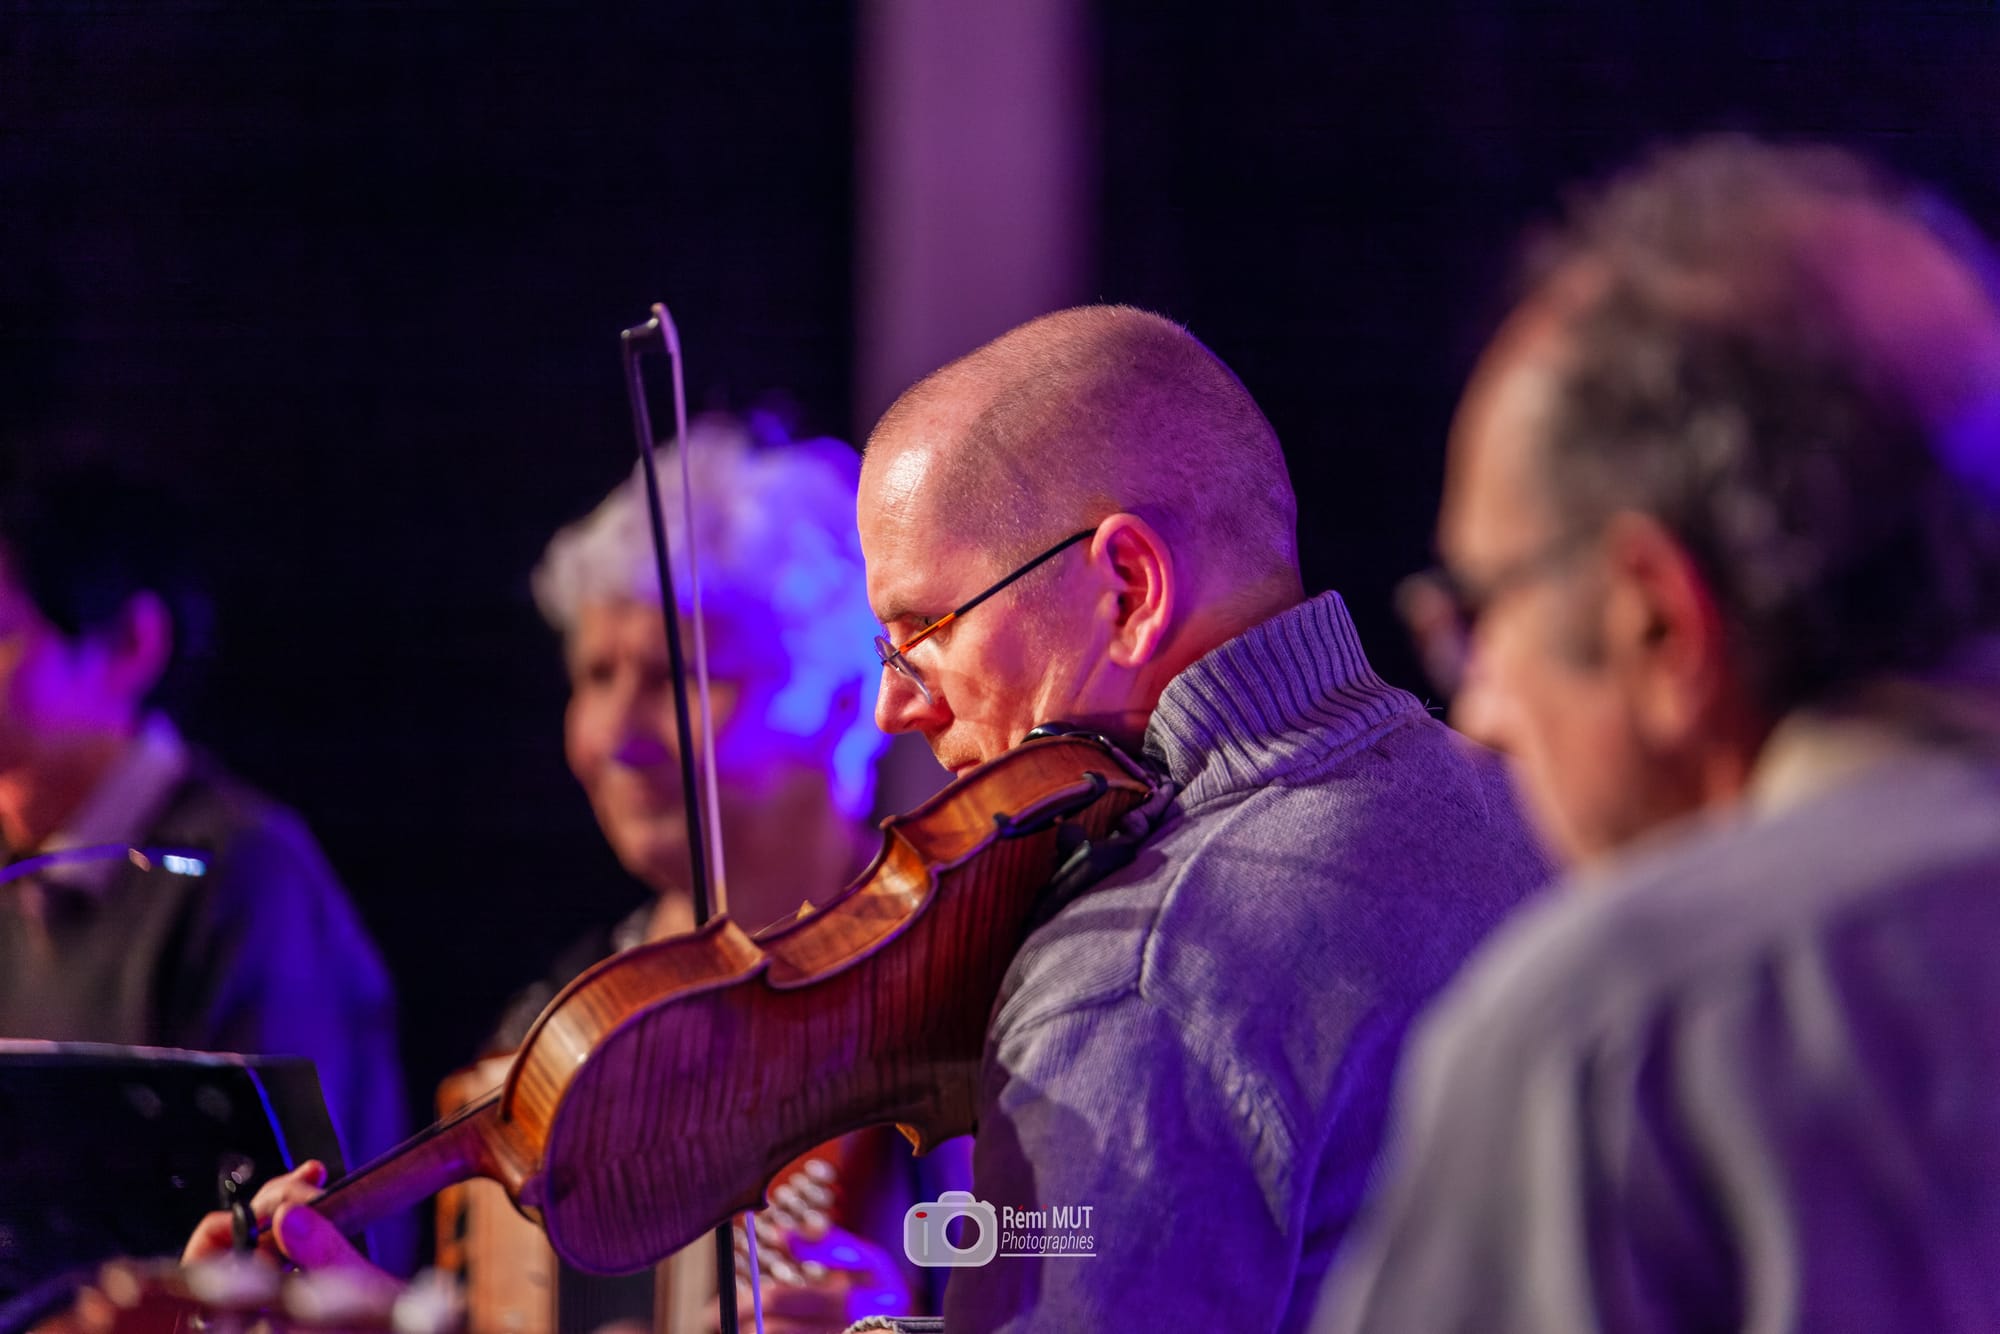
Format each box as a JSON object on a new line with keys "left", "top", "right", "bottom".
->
{"left": 306, "top": 735, "right": 1155, "bottom": 1278}
{"left": 437, "top": 1061, "right": 912, "bottom": 1334}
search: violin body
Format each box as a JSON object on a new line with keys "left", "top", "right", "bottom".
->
{"left": 436, "top": 1066, "right": 927, "bottom": 1332}
{"left": 312, "top": 734, "right": 1154, "bottom": 1276}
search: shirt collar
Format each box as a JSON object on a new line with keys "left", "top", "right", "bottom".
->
{"left": 1749, "top": 635, "right": 2000, "bottom": 815}
{"left": 35, "top": 713, "right": 192, "bottom": 896}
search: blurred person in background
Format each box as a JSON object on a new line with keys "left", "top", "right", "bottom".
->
{"left": 442, "top": 415, "right": 963, "bottom": 1334}
{"left": 1326, "top": 136, "right": 2000, "bottom": 1332}
{"left": 512, "top": 414, "right": 885, "bottom": 1007}
{"left": 0, "top": 464, "right": 410, "bottom": 1269}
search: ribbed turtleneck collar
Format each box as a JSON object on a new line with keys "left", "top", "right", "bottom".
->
{"left": 1142, "top": 591, "right": 1418, "bottom": 808}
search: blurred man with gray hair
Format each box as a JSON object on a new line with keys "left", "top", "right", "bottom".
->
{"left": 1324, "top": 137, "right": 2000, "bottom": 1332}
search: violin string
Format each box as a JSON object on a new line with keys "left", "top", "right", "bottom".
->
{"left": 653, "top": 304, "right": 729, "bottom": 916}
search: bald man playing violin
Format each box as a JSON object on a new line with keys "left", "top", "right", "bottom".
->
{"left": 189, "top": 306, "right": 1546, "bottom": 1333}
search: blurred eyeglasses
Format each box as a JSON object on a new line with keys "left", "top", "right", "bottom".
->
{"left": 1396, "top": 532, "right": 1593, "bottom": 697}
{"left": 874, "top": 527, "right": 1097, "bottom": 706}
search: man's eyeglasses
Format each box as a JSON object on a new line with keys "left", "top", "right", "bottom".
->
{"left": 1396, "top": 531, "right": 1593, "bottom": 697}
{"left": 874, "top": 528, "right": 1097, "bottom": 706}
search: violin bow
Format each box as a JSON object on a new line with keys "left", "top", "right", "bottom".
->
{"left": 617, "top": 304, "right": 741, "bottom": 1332}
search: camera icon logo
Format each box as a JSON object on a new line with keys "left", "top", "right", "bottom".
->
{"left": 903, "top": 1190, "right": 999, "bottom": 1267}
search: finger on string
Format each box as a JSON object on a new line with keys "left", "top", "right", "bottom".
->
{"left": 249, "top": 1160, "right": 328, "bottom": 1216}
{"left": 273, "top": 1203, "right": 369, "bottom": 1273}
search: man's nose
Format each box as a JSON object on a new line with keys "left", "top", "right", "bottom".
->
{"left": 875, "top": 667, "right": 946, "bottom": 736}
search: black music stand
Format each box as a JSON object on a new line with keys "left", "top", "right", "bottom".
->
{"left": 0, "top": 1042, "right": 347, "bottom": 1329}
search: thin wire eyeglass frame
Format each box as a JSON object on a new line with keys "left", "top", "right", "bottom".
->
{"left": 1396, "top": 528, "right": 1597, "bottom": 697}
{"left": 873, "top": 527, "right": 1098, "bottom": 706}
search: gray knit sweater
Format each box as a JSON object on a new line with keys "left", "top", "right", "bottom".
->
{"left": 940, "top": 591, "right": 1549, "bottom": 1333}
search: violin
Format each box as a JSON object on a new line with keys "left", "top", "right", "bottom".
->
{"left": 290, "top": 732, "right": 1155, "bottom": 1275}
{"left": 435, "top": 1062, "right": 912, "bottom": 1334}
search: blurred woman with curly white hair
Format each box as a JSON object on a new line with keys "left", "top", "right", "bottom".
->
{"left": 531, "top": 413, "right": 888, "bottom": 943}
{"left": 466, "top": 415, "right": 935, "bottom": 1332}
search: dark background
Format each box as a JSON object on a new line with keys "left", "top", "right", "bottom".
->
{"left": 5, "top": 0, "right": 1999, "bottom": 1157}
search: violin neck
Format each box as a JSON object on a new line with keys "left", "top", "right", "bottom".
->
{"left": 312, "top": 1090, "right": 506, "bottom": 1239}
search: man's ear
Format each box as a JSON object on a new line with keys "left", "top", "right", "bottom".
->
{"left": 1596, "top": 512, "right": 1730, "bottom": 749}
{"left": 1091, "top": 513, "right": 1175, "bottom": 669}
{"left": 102, "top": 591, "right": 175, "bottom": 706}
